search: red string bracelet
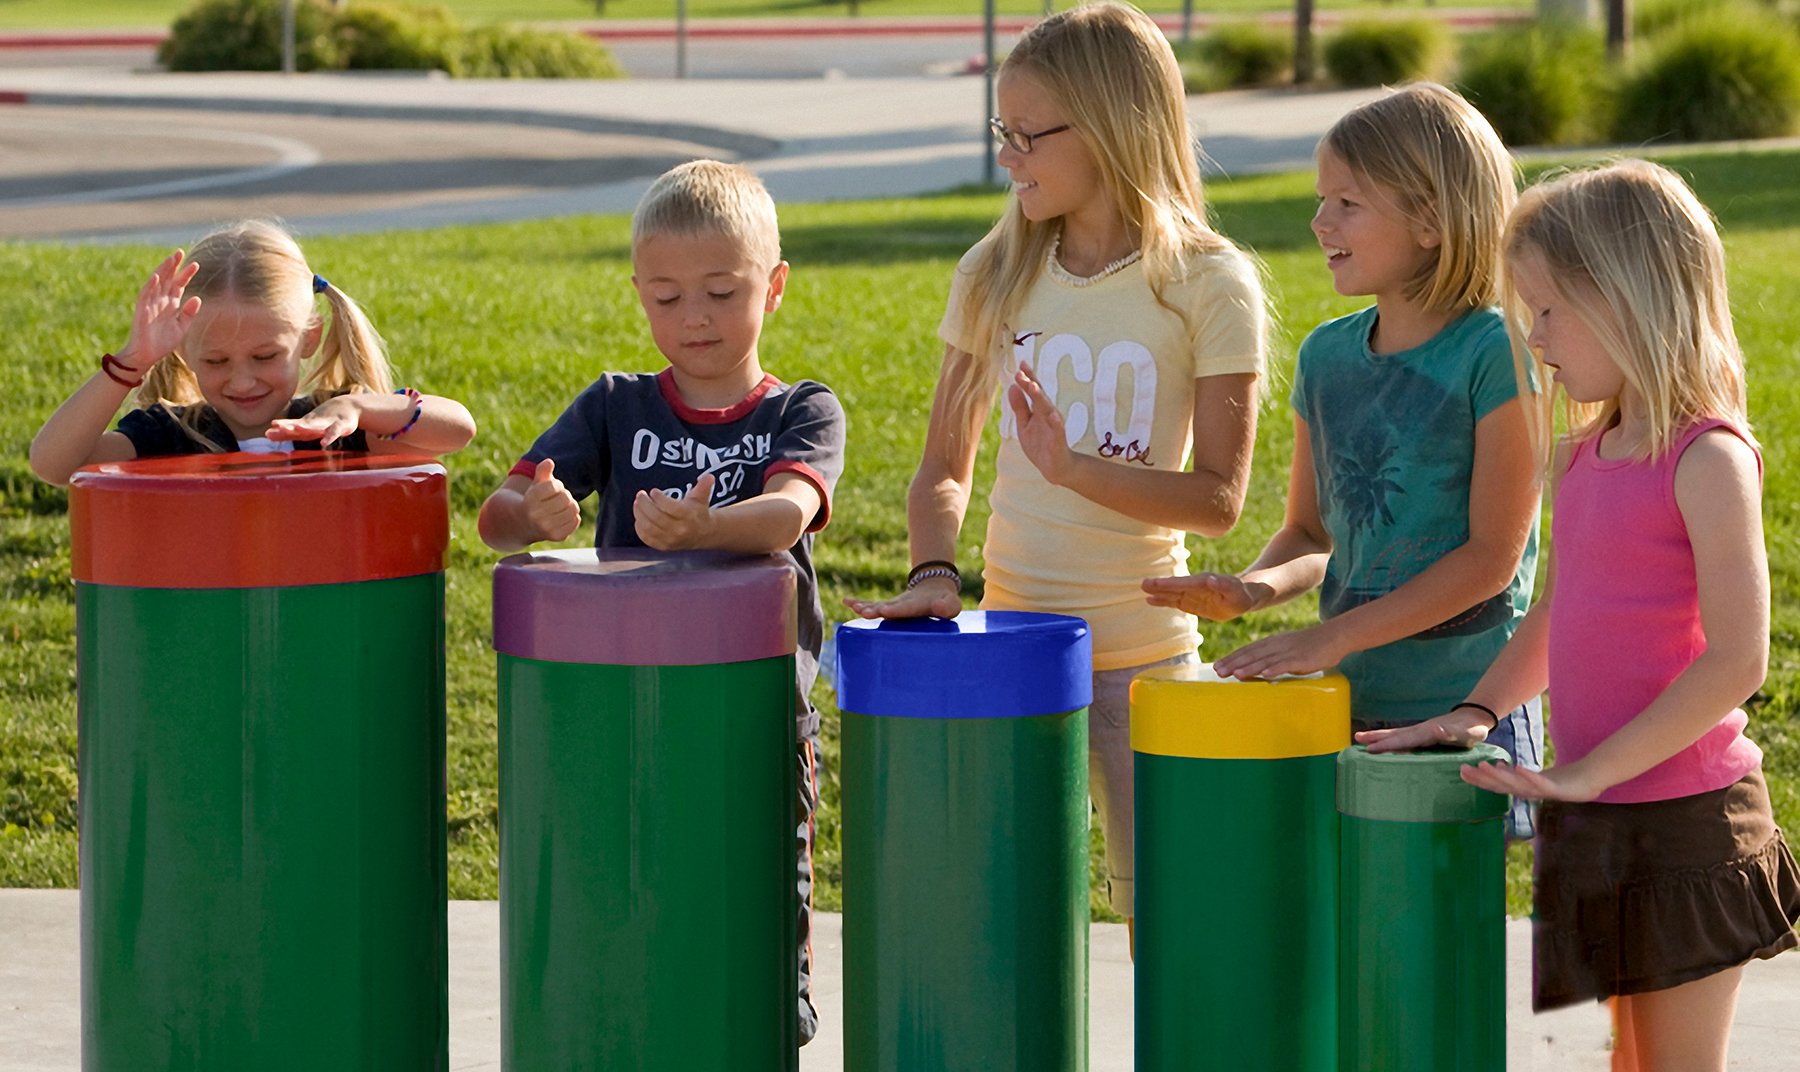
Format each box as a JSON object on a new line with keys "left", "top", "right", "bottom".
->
{"left": 101, "top": 353, "right": 144, "bottom": 388}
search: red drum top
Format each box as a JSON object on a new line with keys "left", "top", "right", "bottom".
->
{"left": 70, "top": 452, "right": 449, "bottom": 588}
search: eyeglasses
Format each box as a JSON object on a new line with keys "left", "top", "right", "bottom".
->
{"left": 989, "top": 117, "right": 1072, "bottom": 155}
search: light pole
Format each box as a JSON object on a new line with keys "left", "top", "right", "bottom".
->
{"left": 982, "top": 0, "right": 997, "bottom": 186}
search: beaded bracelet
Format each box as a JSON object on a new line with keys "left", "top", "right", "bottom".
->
{"left": 100, "top": 352, "right": 145, "bottom": 388}
{"left": 380, "top": 387, "right": 423, "bottom": 441}
{"left": 1451, "top": 701, "right": 1501, "bottom": 729}
{"left": 905, "top": 559, "right": 961, "bottom": 592}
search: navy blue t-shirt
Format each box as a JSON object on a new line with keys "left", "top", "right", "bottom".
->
{"left": 116, "top": 396, "right": 371, "bottom": 456}
{"left": 515, "top": 369, "right": 846, "bottom": 724}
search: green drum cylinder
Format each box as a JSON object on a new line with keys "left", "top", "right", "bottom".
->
{"left": 70, "top": 453, "right": 451, "bottom": 1071}
{"left": 493, "top": 548, "right": 800, "bottom": 1072}
{"left": 1132, "top": 665, "right": 1350, "bottom": 1072}
{"left": 1337, "top": 743, "right": 1510, "bottom": 1072}
{"left": 835, "top": 612, "right": 1092, "bottom": 1072}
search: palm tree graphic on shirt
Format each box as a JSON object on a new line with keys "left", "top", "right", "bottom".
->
{"left": 1332, "top": 434, "right": 1404, "bottom": 566}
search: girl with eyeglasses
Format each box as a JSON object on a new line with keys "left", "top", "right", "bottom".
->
{"left": 846, "top": 0, "right": 1268, "bottom": 941}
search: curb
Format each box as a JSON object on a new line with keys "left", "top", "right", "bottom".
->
{"left": 0, "top": 9, "right": 1531, "bottom": 50}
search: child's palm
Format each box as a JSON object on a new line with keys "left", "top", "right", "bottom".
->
{"left": 126, "top": 251, "right": 202, "bottom": 367}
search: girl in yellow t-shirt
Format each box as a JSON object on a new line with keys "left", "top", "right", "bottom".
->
{"left": 845, "top": 1, "right": 1267, "bottom": 932}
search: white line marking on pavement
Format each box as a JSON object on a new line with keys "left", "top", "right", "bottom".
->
{"left": 0, "top": 126, "right": 320, "bottom": 207}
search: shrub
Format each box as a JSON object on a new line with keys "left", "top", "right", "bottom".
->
{"left": 1196, "top": 20, "right": 1293, "bottom": 89}
{"left": 160, "top": 0, "right": 623, "bottom": 78}
{"left": 1455, "top": 25, "right": 1607, "bottom": 147}
{"left": 159, "top": 0, "right": 341, "bottom": 72}
{"left": 1323, "top": 18, "right": 1449, "bottom": 87}
{"left": 333, "top": 3, "right": 461, "bottom": 73}
{"left": 454, "top": 24, "right": 624, "bottom": 79}
{"left": 1613, "top": 11, "right": 1800, "bottom": 143}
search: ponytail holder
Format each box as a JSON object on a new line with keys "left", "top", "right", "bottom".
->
{"left": 312, "top": 274, "right": 330, "bottom": 294}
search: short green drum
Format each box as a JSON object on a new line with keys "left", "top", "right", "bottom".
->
{"left": 493, "top": 548, "right": 800, "bottom": 1072}
{"left": 1132, "top": 665, "right": 1350, "bottom": 1072}
{"left": 835, "top": 611, "right": 1093, "bottom": 1072}
{"left": 1337, "top": 743, "right": 1510, "bottom": 1072}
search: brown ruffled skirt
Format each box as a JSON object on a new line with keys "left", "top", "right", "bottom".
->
{"left": 1533, "top": 768, "right": 1800, "bottom": 1010}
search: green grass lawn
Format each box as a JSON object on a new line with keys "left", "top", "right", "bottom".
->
{"left": 3, "top": 147, "right": 1796, "bottom": 923}
{"left": 0, "top": 0, "right": 1526, "bottom": 29}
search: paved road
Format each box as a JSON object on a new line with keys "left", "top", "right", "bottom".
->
{"left": 0, "top": 59, "right": 1380, "bottom": 243}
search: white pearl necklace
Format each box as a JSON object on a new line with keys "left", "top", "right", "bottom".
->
{"left": 1046, "top": 232, "right": 1142, "bottom": 287}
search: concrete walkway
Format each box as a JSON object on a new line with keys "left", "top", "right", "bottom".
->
{"left": 4, "top": 888, "right": 1797, "bottom": 1070}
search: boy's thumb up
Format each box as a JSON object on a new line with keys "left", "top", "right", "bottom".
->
{"left": 533, "top": 458, "right": 556, "bottom": 484}
{"left": 691, "top": 470, "right": 716, "bottom": 504}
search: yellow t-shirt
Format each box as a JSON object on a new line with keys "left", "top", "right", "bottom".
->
{"left": 940, "top": 243, "right": 1266, "bottom": 670}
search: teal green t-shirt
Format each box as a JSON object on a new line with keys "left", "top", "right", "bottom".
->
{"left": 1290, "top": 306, "right": 1538, "bottom": 723}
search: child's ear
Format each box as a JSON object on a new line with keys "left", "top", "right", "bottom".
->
{"left": 1414, "top": 212, "right": 1443, "bottom": 251}
{"left": 765, "top": 261, "right": 790, "bottom": 313}
{"left": 303, "top": 317, "right": 324, "bottom": 356}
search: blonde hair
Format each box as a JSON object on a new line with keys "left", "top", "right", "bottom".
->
{"left": 1503, "top": 159, "right": 1747, "bottom": 462}
{"left": 1320, "top": 82, "right": 1516, "bottom": 312}
{"left": 946, "top": 1, "right": 1239, "bottom": 430}
{"left": 631, "top": 159, "right": 782, "bottom": 269}
{"left": 138, "top": 220, "right": 392, "bottom": 449}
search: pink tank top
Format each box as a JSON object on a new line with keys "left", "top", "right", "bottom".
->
{"left": 1548, "top": 419, "right": 1764, "bottom": 804}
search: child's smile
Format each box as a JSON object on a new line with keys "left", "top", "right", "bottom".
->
{"left": 1311, "top": 149, "right": 1439, "bottom": 305}
{"left": 183, "top": 297, "right": 312, "bottom": 442}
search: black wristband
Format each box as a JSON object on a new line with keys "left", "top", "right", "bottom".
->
{"left": 905, "top": 559, "right": 961, "bottom": 591}
{"left": 1451, "top": 701, "right": 1501, "bottom": 729}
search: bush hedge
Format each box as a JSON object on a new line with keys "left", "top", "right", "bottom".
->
{"left": 1190, "top": 20, "right": 1293, "bottom": 90}
{"left": 1323, "top": 18, "right": 1448, "bottom": 87}
{"left": 160, "top": 0, "right": 623, "bottom": 78}
{"left": 1456, "top": 25, "right": 1607, "bottom": 147}
{"left": 1613, "top": 11, "right": 1800, "bottom": 143}
{"left": 161, "top": 0, "right": 341, "bottom": 73}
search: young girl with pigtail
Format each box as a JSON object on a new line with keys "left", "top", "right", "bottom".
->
{"left": 30, "top": 219, "right": 475, "bottom": 485}
{"left": 1363, "top": 160, "right": 1800, "bottom": 1069}
{"left": 846, "top": 1, "right": 1268, "bottom": 933}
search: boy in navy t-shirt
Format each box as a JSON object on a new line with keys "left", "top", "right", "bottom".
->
{"left": 479, "top": 160, "right": 845, "bottom": 1044}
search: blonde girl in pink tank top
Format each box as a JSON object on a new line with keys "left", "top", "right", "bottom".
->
{"left": 1359, "top": 160, "right": 1799, "bottom": 1070}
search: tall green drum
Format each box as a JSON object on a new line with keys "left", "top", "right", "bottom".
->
{"left": 493, "top": 548, "right": 800, "bottom": 1071}
{"left": 1132, "top": 665, "right": 1350, "bottom": 1072}
{"left": 1337, "top": 743, "right": 1510, "bottom": 1072}
{"left": 71, "top": 452, "right": 450, "bottom": 1072}
{"left": 835, "top": 611, "right": 1092, "bottom": 1072}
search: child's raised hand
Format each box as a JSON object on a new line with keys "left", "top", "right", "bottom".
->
{"left": 1211, "top": 622, "right": 1348, "bottom": 681}
{"left": 120, "top": 250, "right": 203, "bottom": 372}
{"left": 843, "top": 576, "right": 963, "bottom": 621}
{"left": 1142, "top": 572, "right": 1267, "bottom": 621}
{"left": 523, "top": 458, "right": 581, "bottom": 542}
{"left": 634, "top": 471, "right": 717, "bottom": 551}
{"left": 1356, "top": 709, "right": 1493, "bottom": 753}
{"left": 1006, "top": 363, "right": 1074, "bottom": 485}
{"left": 266, "top": 394, "right": 360, "bottom": 446}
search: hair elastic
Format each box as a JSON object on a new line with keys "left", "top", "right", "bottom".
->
{"left": 312, "top": 274, "right": 330, "bottom": 294}
{"left": 1451, "top": 701, "right": 1501, "bottom": 729}
{"left": 380, "top": 387, "right": 423, "bottom": 441}
{"left": 905, "top": 560, "right": 962, "bottom": 592}
{"left": 100, "top": 352, "right": 145, "bottom": 388}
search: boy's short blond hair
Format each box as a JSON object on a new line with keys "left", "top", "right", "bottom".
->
{"left": 1321, "top": 82, "right": 1516, "bottom": 313}
{"left": 630, "top": 159, "right": 782, "bottom": 269}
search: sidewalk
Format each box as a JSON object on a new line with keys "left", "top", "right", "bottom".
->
{"left": 4, "top": 888, "right": 1797, "bottom": 1069}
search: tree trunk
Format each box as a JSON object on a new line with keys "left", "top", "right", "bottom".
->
{"left": 1606, "top": 0, "right": 1630, "bottom": 58}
